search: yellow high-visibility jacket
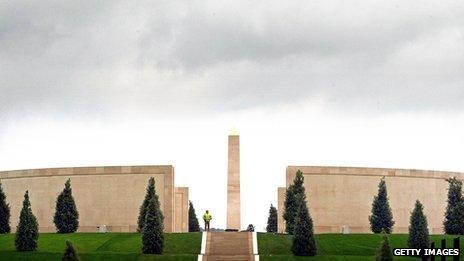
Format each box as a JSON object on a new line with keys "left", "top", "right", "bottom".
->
{"left": 203, "top": 213, "right": 212, "bottom": 221}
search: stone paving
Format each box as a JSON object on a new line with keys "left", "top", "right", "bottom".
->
{"left": 203, "top": 232, "right": 255, "bottom": 261}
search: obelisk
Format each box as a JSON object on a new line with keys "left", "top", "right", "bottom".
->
{"left": 227, "top": 134, "right": 241, "bottom": 230}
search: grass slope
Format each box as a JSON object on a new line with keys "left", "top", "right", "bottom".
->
{"left": 258, "top": 233, "right": 463, "bottom": 260}
{"left": 1, "top": 232, "right": 461, "bottom": 260}
{"left": 0, "top": 232, "right": 201, "bottom": 261}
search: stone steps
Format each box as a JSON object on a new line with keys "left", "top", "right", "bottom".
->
{"left": 203, "top": 255, "right": 255, "bottom": 261}
{"left": 204, "top": 232, "right": 254, "bottom": 261}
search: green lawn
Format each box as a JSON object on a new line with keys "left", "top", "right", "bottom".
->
{"left": 0, "top": 233, "right": 201, "bottom": 261}
{"left": 1, "top": 232, "right": 461, "bottom": 260}
{"left": 258, "top": 233, "right": 463, "bottom": 260}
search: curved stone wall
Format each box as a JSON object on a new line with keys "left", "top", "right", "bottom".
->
{"left": 0, "top": 165, "right": 188, "bottom": 233}
{"left": 278, "top": 166, "right": 464, "bottom": 234}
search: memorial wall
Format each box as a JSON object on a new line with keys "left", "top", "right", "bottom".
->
{"left": 0, "top": 165, "right": 189, "bottom": 233}
{"left": 278, "top": 166, "right": 464, "bottom": 234}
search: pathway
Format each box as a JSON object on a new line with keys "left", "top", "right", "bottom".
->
{"left": 202, "top": 232, "right": 256, "bottom": 261}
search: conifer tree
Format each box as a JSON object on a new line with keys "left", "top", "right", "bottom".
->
{"left": 369, "top": 178, "right": 395, "bottom": 233}
{"left": 283, "top": 184, "right": 296, "bottom": 234}
{"left": 408, "top": 200, "right": 429, "bottom": 250}
{"left": 0, "top": 182, "right": 11, "bottom": 234}
{"left": 54, "top": 179, "right": 79, "bottom": 233}
{"left": 15, "top": 191, "right": 39, "bottom": 251}
{"left": 138, "top": 177, "right": 156, "bottom": 232}
{"left": 266, "top": 204, "right": 278, "bottom": 233}
{"left": 62, "top": 240, "right": 80, "bottom": 261}
{"left": 444, "top": 177, "right": 464, "bottom": 235}
{"left": 284, "top": 170, "right": 305, "bottom": 234}
{"left": 141, "top": 197, "right": 164, "bottom": 254}
{"left": 292, "top": 170, "right": 305, "bottom": 195}
{"left": 291, "top": 194, "right": 316, "bottom": 256}
{"left": 188, "top": 201, "right": 200, "bottom": 232}
{"left": 376, "top": 233, "right": 393, "bottom": 261}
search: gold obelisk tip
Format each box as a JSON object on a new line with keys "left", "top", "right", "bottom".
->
{"left": 230, "top": 126, "right": 239, "bottom": 136}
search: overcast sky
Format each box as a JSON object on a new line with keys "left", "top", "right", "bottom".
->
{"left": 1, "top": 0, "right": 464, "bottom": 231}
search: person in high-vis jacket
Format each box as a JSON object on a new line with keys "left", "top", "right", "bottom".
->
{"left": 203, "top": 210, "right": 212, "bottom": 231}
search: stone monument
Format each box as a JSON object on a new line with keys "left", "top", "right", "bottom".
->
{"left": 227, "top": 134, "right": 241, "bottom": 231}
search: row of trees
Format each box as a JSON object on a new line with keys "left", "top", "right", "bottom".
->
{"left": 0, "top": 179, "right": 79, "bottom": 251}
{"left": 369, "top": 176, "right": 464, "bottom": 236}
{"left": 0, "top": 179, "right": 79, "bottom": 236}
{"left": 375, "top": 201, "right": 430, "bottom": 261}
{"left": 278, "top": 170, "right": 464, "bottom": 257}
{"left": 0, "top": 177, "right": 167, "bottom": 255}
{"left": 368, "top": 177, "right": 431, "bottom": 250}
{"left": 371, "top": 176, "right": 464, "bottom": 257}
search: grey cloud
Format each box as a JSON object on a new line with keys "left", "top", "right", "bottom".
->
{"left": 139, "top": 1, "right": 460, "bottom": 68}
{"left": 0, "top": 0, "right": 464, "bottom": 122}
